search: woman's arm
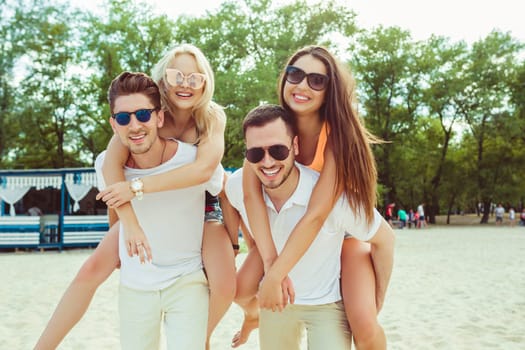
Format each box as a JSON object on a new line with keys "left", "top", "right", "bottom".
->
{"left": 97, "top": 119, "right": 225, "bottom": 207}
{"left": 99, "top": 135, "right": 149, "bottom": 260}
{"left": 242, "top": 160, "right": 279, "bottom": 272}
{"left": 258, "top": 142, "right": 341, "bottom": 309}
{"left": 143, "top": 120, "right": 225, "bottom": 191}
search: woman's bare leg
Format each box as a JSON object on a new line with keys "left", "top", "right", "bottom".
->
{"left": 341, "top": 238, "right": 386, "bottom": 350}
{"left": 231, "top": 246, "right": 263, "bottom": 348}
{"left": 202, "top": 221, "right": 236, "bottom": 349}
{"left": 34, "top": 224, "right": 120, "bottom": 350}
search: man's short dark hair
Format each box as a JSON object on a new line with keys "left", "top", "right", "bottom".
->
{"left": 107, "top": 71, "right": 161, "bottom": 112}
{"left": 242, "top": 104, "right": 297, "bottom": 139}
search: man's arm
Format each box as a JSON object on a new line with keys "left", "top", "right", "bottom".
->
{"left": 367, "top": 218, "right": 395, "bottom": 312}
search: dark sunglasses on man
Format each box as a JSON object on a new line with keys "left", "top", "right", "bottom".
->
{"left": 285, "top": 65, "right": 329, "bottom": 91}
{"left": 112, "top": 108, "right": 158, "bottom": 126}
{"left": 245, "top": 144, "right": 292, "bottom": 163}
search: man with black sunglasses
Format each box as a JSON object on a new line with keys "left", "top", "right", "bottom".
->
{"left": 225, "top": 104, "right": 395, "bottom": 349}
{"left": 95, "top": 71, "right": 223, "bottom": 349}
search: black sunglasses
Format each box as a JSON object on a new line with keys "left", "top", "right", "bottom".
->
{"left": 112, "top": 108, "right": 158, "bottom": 126}
{"left": 245, "top": 144, "right": 291, "bottom": 163}
{"left": 285, "top": 65, "right": 329, "bottom": 91}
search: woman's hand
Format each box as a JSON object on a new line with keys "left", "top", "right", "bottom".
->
{"left": 96, "top": 181, "right": 134, "bottom": 208}
{"left": 258, "top": 273, "right": 295, "bottom": 312}
{"left": 123, "top": 222, "right": 152, "bottom": 263}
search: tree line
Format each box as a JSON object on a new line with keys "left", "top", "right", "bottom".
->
{"left": 1, "top": 0, "right": 524, "bottom": 223}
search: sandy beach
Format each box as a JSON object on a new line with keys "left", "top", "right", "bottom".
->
{"left": 2, "top": 226, "right": 524, "bottom": 349}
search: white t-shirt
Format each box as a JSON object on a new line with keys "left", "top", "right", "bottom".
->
{"left": 225, "top": 163, "right": 382, "bottom": 305}
{"left": 95, "top": 140, "right": 223, "bottom": 291}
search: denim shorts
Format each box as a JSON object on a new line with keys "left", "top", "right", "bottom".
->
{"left": 205, "top": 192, "right": 223, "bottom": 223}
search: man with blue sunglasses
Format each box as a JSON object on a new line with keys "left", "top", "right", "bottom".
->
{"left": 95, "top": 71, "right": 223, "bottom": 350}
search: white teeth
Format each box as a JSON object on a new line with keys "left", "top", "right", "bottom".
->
{"left": 130, "top": 134, "right": 145, "bottom": 140}
{"left": 262, "top": 168, "right": 279, "bottom": 176}
{"left": 294, "top": 94, "right": 309, "bottom": 101}
{"left": 176, "top": 92, "right": 192, "bottom": 97}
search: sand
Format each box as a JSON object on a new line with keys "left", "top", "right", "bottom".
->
{"left": 1, "top": 226, "right": 524, "bottom": 349}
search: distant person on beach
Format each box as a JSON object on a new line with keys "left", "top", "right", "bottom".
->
{"left": 35, "top": 44, "right": 236, "bottom": 350}
{"left": 227, "top": 104, "right": 395, "bottom": 349}
{"left": 520, "top": 209, "right": 525, "bottom": 226}
{"left": 97, "top": 71, "right": 222, "bottom": 349}
{"left": 508, "top": 207, "right": 516, "bottom": 227}
{"left": 397, "top": 208, "right": 407, "bottom": 229}
{"left": 408, "top": 208, "right": 415, "bottom": 229}
{"left": 386, "top": 202, "right": 395, "bottom": 226}
{"left": 417, "top": 203, "right": 426, "bottom": 228}
{"left": 495, "top": 203, "right": 505, "bottom": 226}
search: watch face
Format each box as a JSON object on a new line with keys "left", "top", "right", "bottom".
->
{"left": 131, "top": 179, "right": 143, "bottom": 191}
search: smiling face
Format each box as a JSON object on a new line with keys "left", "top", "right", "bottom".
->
{"left": 283, "top": 54, "right": 327, "bottom": 117}
{"left": 245, "top": 118, "right": 298, "bottom": 190}
{"left": 165, "top": 53, "right": 204, "bottom": 112}
{"left": 110, "top": 93, "right": 164, "bottom": 156}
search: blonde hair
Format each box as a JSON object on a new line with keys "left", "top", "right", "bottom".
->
{"left": 151, "top": 43, "right": 225, "bottom": 141}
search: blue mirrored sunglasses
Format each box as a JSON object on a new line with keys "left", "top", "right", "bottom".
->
{"left": 112, "top": 108, "right": 158, "bottom": 126}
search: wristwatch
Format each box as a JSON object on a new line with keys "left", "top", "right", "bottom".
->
{"left": 130, "top": 177, "right": 144, "bottom": 200}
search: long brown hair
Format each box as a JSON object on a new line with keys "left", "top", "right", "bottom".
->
{"left": 278, "top": 45, "right": 379, "bottom": 223}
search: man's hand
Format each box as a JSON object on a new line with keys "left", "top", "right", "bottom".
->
{"left": 258, "top": 273, "right": 295, "bottom": 312}
{"left": 96, "top": 181, "right": 134, "bottom": 208}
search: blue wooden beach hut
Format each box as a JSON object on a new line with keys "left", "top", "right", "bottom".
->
{"left": 0, "top": 168, "right": 108, "bottom": 250}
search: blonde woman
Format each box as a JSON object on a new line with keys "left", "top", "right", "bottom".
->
{"left": 35, "top": 44, "right": 236, "bottom": 350}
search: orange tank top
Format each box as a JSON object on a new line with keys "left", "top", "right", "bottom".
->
{"left": 308, "top": 122, "right": 328, "bottom": 172}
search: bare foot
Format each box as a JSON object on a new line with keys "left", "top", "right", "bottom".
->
{"left": 231, "top": 316, "right": 259, "bottom": 348}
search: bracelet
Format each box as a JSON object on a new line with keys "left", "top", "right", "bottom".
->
{"left": 232, "top": 244, "right": 240, "bottom": 250}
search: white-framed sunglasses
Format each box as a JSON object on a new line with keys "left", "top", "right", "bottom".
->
{"left": 165, "top": 68, "right": 206, "bottom": 89}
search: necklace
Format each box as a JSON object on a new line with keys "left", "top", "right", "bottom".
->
{"left": 158, "top": 138, "right": 167, "bottom": 166}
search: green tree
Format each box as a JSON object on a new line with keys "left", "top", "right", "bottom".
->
{"left": 438, "top": 143, "right": 474, "bottom": 223}
{"left": 418, "top": 36, "right": 469, "bottom": 222}
{"left": 9, "top": 1, "right": 86, "bottom": 168}
{"left": 458, "top": 31, "right": 523, "bottom": 223}
{"left": 78, "top": 0, "right": 176, "bottom": 164}
{"left": 352, "top": 26, "right": 419, "bottom": 207}
{"left": 0, "top": 0, "right": 35, "bottom": 167}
